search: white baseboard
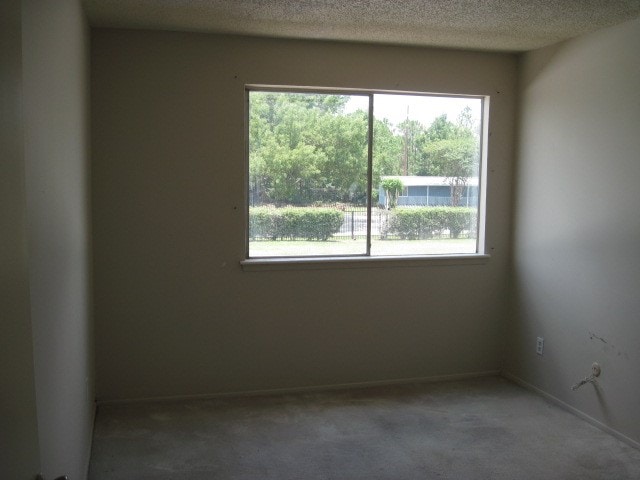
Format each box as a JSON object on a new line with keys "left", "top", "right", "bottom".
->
{"left": 502, "top": 371, "right": 640, "bottom": 451}
{"left": 96, "top": 370, "right": 501, "bottom": 405}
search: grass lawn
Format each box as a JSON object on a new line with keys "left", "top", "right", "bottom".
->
{"left": 249, "top": 237, "right": 477, "bottom": 257}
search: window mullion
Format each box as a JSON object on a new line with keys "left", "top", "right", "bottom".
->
{"left": 366, "top": 94, "right": 374, "bottom": 256}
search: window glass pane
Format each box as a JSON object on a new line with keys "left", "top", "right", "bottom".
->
{"left": 248, "top": 91, "right": 369, "bottom": 257}
{"left": 371, "top": 94, "right": 482, "bottom": 256}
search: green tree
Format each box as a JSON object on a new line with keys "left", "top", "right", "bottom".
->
{"left": 249, "top": 92, "right": 368, "bottom": 205}
{"left": 373, "top": 117, "right": 402, "bottom": 185}
{"left": 249, "top": 93, "right": 480, "bottom": 208}
{"left": 397, "top": 119, "right": 427, "bottom": 176}
{"left": 410, "top": 115, "right": 460, "bottom": 176}
{"left": 457, "top": 105, "right": 477, "bottom": 133}
{"left": 314, "top": 110, "right": 369, "bottom": 203}
{"left": 380, "top": 178, "right": 404, "bottom": 209}
{"left": 425, "top": 114, "right": 458, "bottom": 142}
{"left": 414, "top": 113, "right": 480, "bottom": 205}
{"left": 423, "top": 136, "right": 477, "bottom": 206}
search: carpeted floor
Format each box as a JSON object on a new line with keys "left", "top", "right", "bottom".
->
{"left": 89, "top": 376, "right": 640, "bottom": 479}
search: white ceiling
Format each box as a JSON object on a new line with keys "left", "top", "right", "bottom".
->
{"left": 83, "top": 0, "right": 640, "bottom": 52}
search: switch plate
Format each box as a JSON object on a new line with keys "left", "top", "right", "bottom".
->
{"left": 536, "top": 337, "right": 544, "bottom": 355}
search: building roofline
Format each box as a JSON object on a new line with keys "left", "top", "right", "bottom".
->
{"left": 380, "top": 175, "right": 479, "bottom": 187}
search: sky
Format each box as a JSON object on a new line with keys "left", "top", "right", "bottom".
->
{"left": 345, "top": 93, "right": 482, "bottom": 132}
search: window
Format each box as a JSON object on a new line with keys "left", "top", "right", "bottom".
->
{"left": 246, "top": 87, "right": 486, "bottom": 260}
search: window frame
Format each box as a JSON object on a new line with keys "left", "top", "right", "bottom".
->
{"left": 242, "top": 85, "right": 489, "bottom": 268}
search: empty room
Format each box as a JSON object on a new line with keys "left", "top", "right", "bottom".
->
{"left": 2, "top": 1, "right": 640, "bottom": 479}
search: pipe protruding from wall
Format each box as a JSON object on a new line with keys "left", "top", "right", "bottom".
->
{"left": 571, "top": 362, "right": 602, "bottom": 391}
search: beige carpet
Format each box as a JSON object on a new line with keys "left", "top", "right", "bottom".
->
{"left": 89, "top": 376, "right": 640, "bottom": 479}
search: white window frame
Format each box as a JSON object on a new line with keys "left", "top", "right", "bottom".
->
{"left": 241, "top": 86, "right": 490, "bottom": 270}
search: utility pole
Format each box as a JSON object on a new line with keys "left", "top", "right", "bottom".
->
{"left": 401, "top": 105, "right": 409, "bottom": 175}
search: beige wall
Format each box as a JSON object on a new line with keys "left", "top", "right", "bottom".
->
{"left": 23, "top": 0, "right": 94, "bottom": 477}
{"left": 1, "top": 1, "right": 94, "bottom": 478}
{"left": 91, "top": 30, "right": 517, "bottom": 401}
{"left": 0, "top": 1, "right": 41, "bottom": 477}
{"left": 507, "top": 17, "right": 640, "bottom": 445}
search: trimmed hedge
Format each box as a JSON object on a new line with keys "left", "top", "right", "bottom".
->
{"left": 250, "top": 207, "right": 343, "bottom": 241}
{"left": 385, "top": 207, "right": 477, "bottom": 239}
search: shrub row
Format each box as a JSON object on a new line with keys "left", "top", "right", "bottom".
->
{"left": 250, "top": 207, "right": 343, "bottom": 241}
{"left": 384, "top": 207, "right": 477, "bottom": 239}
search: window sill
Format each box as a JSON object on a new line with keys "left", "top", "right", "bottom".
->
{"left": 240, "top": 254, "right": 490, "bottom": 271}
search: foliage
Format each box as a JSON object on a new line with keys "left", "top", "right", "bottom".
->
{"left": 380, "top": 178, "right": 404, "bottom": 209}
{"left": 249, "top": 207, "right": 343, "bottom": 241}
{"left": 250, "top": 92, "right": 367, "bottom": 205}
{"left": 411, "top": 113, "right": 479, "bottom": 182}
{"left": 249, "top": 92, "right": 481, "bottom": 207}
{"left": 385, "top": 207, "right": 477, "bottom": 240}
{"left": 372, "top": 117, "right": 402, "bottom": 184}
{"left": 423, "top": 135, "right": 477, "bottom": 206}
{"left": 397, "top": 119, "right": 425, "bottom": 175}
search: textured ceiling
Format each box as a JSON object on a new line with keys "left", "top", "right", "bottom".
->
{"left": 82, "top": 0, "right": 640, "bottom": 52}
